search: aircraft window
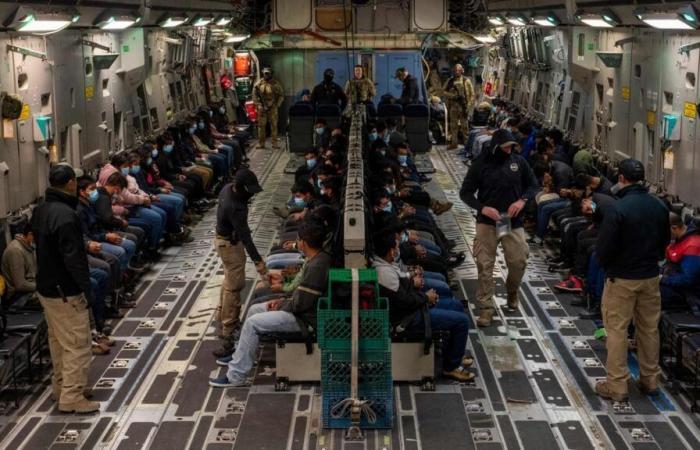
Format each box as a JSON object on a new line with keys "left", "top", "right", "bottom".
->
{"left": 70, "top": 88, "right": 75, "bottom": 108}
{"left": 102, "top": 79, "right": 110, "bottom": 97}
{"left": 663, "top": 91, "right": 674, "bottom": 111}
{"left": 634, "top": 65, "right": 641, "bottom": 78}
{"left": 17, "top": 72, "right": 28, "bottom": 90}
{"left": 686, "top": 72, "right": 696, "bottom": 89}
{"left": 101, "top": 111, "right": 106, "bottom": 122}
{"left": 85, "top": 58, "right": 93, "bottom": 76}
{"left": 40, "top": 93, "right": 51, "bottom": 115}
{"left": 577, "top": 34, "right": 584, "bottom": 57}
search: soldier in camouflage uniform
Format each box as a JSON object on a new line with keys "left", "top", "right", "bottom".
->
{"left": 253, "top": 67, "right": 284, "bottom": 149}
{"left": 443, "top": 64, "right": 475, "bottom": 150}
{"left": 345, "top": 65, "right": 376, "bottom": 106}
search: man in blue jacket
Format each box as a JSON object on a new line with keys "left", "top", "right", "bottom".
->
{"left": 594, "top": 159, "right": 670, "bottom": 401}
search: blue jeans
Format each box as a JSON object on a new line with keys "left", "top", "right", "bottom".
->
{"left": 418, "top": 239, "right": 442, "bottom": 257}
{"left": 100, "top": 241, "right": 132, "bottom": 270}
{"left": 408, "top": 298, "right": 469, "bottom": 371}
{"left": 153, "top": 200, "right": 179, "bottom": 233}
{"left": 227, "top": 302, "right": 302, "bottom": 383}
{"left": 536, "top": 199, "right": 570, "bottom": 238}
{"left": 131, "top": 206, "right": 165, "bottom": 249}
{"left": 266, "top": 253, "right": 303, "bottom": 269}
{"left": 423, "top": 271, "right": 446, "bottom": 282}
{"left": 159, "top": 193, "right": 185, "bottom": 219}
{"left": 207, "top": 153, "right": 228, "bottom": 178}
{"left": 90, "top": 267, "right": 109, "bottom": 328}
{"left": 422, "top": 278, "right": 452, "bottom": 298}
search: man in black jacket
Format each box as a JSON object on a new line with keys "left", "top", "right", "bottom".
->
{"left": 372, "top": 232, "right": 474, "bottom": 382}
{"left": 310, "top": 68, "right": 347, "bottom": 111}
{"left": 213, "top": 167, "right": 268, "bottom": 357}
{"left": 31, "top": 165, "right": 98, "bottom": 413}
{"left": 594, "top": 159, "right": 670, "bottom": 402}
{"left": 460, "top": 129, "right": 538, "bottom": 326}
{"left": 396, "top": 67, "right": 420, "bottom": 106}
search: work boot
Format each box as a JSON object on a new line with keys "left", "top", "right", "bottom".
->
{"left": 58, "top": 398, "right": 100, "bottom": 414}
{"left": 256, "top": 140, "right": 265, "bottom": 149}
{"left": 53, "top": 388, "right": 93, "bottom": 402}
{"left": 462, "top": 356, "right": 474, "bottom": 367}
{"left": 212, "top": 336, "right": 236, "bottom": 358}
{"left": 506, "top": 293, "right": 519, "bottom": 310}
{"left": 476, "top": 308, "right": 495, "bottom": 327}
{"left": 447, "top": 142, "right": 458, "bottom": 150}
{"left": 271, "top": 139, "right": 280, "bottom": 149}
{"left": 637, "top": 380, "right": 660, "bottom": 397}
{"left": 443, "top": 366, "right": 475, "bottom": 382}
{"left": 91, "top": 342, "right": 110, "bottom": 355}
{"left": 595, "top": 380, "right": 628, "bottom": 402}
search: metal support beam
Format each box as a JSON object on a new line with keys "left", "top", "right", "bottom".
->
{"left": 679, "top": 41, "right": 700, "bottom": 54}
{"left": 6, "top": 44, "right": 47, "bottom": 62}
{"left": 81, "top": 39, "right": 112, "bottom": 53}
{"left": 614, "top": 36, "right": 638, "bottom": 48}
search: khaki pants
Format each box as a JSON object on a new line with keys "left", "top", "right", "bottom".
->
{"left": 39, "top": 294, "right": 92, "bottom": 405}
{"left": 257, "top": 108, "right": 279, "bottom": 145}
{"left": 215, "top": 237, "right": 247, "bottom": 337}
{"left": 448, "top": 104, "right": 469, "bottom": 144}
{"left": 473, "top": 224, "right": 528, "bottom": 311}
{"left": 602, "top": 277, "right": 661, "bottom": 394}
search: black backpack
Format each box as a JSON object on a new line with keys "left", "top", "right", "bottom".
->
{"left": 1, "top": 93, "right": 23, "bottom": 120}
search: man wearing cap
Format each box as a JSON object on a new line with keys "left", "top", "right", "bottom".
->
{"left": 31, "top": 164, "right": 98, "bottom": 413}
{"left": 594, "top": 158, "right": 670, "bottom": 402}
{"left": 253, "top": 67, "right": 284, "bottom": 149}
{"left": 443, "top": 63, "right": 475, "bottom": 150}
{"left": 460, "top": 129, "right": 538, "bottom": 327}
{"left": 396, "top": 67, "right": 420, "bottom": 107}
{"left": 213, "top": 167, "right": 267, "bottom": 357}
{"left": 310, "top": 68, "right": 347, "bottom": 111}
{"left": 345, "top": 65, "right": 376, "bottom": 106}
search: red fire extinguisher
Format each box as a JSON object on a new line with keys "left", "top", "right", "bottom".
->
{"left": 245, "top": 100, "right": 258, "bottom": 123}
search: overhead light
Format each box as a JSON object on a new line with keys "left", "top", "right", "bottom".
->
{"left": 4, "top": 6, "right": 80, "bottom": 35}
{"left": 532, "top": 12, "right": 560, "bottom": 27}
{"left": 96, "top": 13, "right": 141, "bottom": 30}
{"left": 192, "top": 15, "right": 214, "bottom": 27}
{"left": 225, "top": 34, "right": 250, "bottom": 44}
{"left": 158, "top": 14, "right": 189, "bottom": 28}
{"left": 473, "top": 35, "right": 497, "bottom": 44}
{"left": 506, "top": 14, "right": 528, "bottom": 26}
{"left": 488, "top": 15, "right": 505, "bottom": 26}
{"left": 577, "top": 10, "right": 620, "bottom": 28}
{"left": 215, "top": 16, "right": 233, "bottom": 26}
{"left": 635, "top": 5, "right": 699, "bottom": 30}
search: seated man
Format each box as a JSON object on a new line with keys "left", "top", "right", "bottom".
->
{"left": 372, "top": 232, "right": 474, "bottom": 382}
{"left": 1, "top": 219, "right": 38, "bottom": 310}
{"left": 209, "top": 220, "right": 331, "bottom": 387}
{"left": 661, "top": 213, "right": 700, "bottom": 312}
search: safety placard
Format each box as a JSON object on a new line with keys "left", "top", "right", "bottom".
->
{"left": 621, "top": 87, "right": 630, "bottom": 101}
{"left": 85, "top": 85, "right": 94, "bottom": 99}
{"left": 646, "top": 110, "right": 656, "bottom": 127}
{"left": 18, "top": 104, "right": 30, "bottom": 121}
{"left": 683, "top": 101, "right": 697, "bottom": 119}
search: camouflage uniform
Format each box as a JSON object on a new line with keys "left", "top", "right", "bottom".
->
{"left": 253, "top": 77, "right": 284, "bottom": 148}
{"left": 443, "top": 75, "right": 475, "bottom": 147}
{"left": 344, "top": 77, "right": 376, "bottom": 105}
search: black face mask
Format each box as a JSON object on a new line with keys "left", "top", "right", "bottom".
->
{"left": 263, "top": 73, "right": 271, "bottom": 80}
{"left": 324, "top": 74, "right": 333, "bottom": 83}
{"left": 493, "top": 146, "right": 511, "bottom": 163}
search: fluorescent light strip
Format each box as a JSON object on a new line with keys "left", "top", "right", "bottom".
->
{"left": 473, "top": 35, "right": 497, "bottom": 44}
{"left": 161, "top": 18, "right": 187, "bottom": 28}
{"left": 216, "top": 17, "right": 232, "bottom": 26}
{"left": 507, "top": 18, "right": 527, "bottom": 26}
{"left": 580, "top": 18, "right": 614, "bottom": 28}
{"left": 642, "top": 18, "right": 694, "bottom": 29}
{"left": 19, "top": 20, "right": 72, "bottom": 33}
{"left": 533, "top": 19, "right": 556, "bottom": 27}
{"left": 489, "top": 18, "right": 505, "bottom": 26}
{"left": 100, "top": 19, "right": 137, "bottom": 30}
{"left": 225, "top": 34, "right": 250, "bottom": 43}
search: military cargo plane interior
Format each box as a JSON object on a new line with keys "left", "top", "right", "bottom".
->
{"left": 1, "top": 0, "right": 700, "bottom": 449}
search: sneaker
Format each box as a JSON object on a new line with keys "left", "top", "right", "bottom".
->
{"left": 209, "top": 375, "right": 247, "bottom": 388}
{"left": 58, "top": 398, "right": 100, "bottom": 413}
{"left": 443, "top": 366, "right": 476, "bottom": 382}
{"left": 554, "top": 276, "right": 583, "bottom": 293}
{"left": 595, "top": 380, "right": 628, "bottom": 402}
{"left": 462, "top": 356, "right": 474, "bottom": 368}
{"left": 127, "top": 260, "right": 145, "bottom": 273}
{"left": 91, "top": 342, "right": 109, "bottom": 355}
{"left": 446, "top": 252, "right": 466, "bottom": 268}
{"left": 95, "top": 334, "right": 115, "bottom": 347}
{"left": 528, "top": 236, "right": 544, "bottom": 245}
{"left": 213, "top": 341, "right": 236, "bottom": 358}
{"left": 216, "top": 356, "right": 233, "bottom": 367}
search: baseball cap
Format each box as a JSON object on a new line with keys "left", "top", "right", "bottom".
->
{"left": 235, "top": 168, "right": 263, "bottom": 194}
{"left": 617, "top": 158, "right": 645, "bottom": 182}
{"left": 490, "top": 129, "right": 517, "bottom": 151}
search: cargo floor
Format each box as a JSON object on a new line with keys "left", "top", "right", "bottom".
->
{"left": 1, "top": 145, "right": 699, "bottom": 450}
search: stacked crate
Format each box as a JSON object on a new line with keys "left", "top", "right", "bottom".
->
{"left": 317, "top": 269, "right": 393, "bottom": 428}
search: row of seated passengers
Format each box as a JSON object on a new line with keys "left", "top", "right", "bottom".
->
{"left": 207, "top": 119, "right": 478, "bottom": 387}
{"left": 0, "top": 102, "right": 253, "bottom": 353}
{"left": 461, "top": 101, "right": 700, "bottom": 317}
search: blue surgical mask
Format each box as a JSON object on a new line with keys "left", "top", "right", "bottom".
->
{"left": 189, "top": 127, "right": 196, "bottom": 135}
{"left": 393, "top": 248, "right": 401, "bottom": 263}
{"left": 219, "top": 106, "right": 226, "bottom": 114}
{"left": 152, "top": 148, "right": 160, "bottom": 158}
{"left": 88, "top": 189, "right": 99, "bottom": 203}
{"left": 147, "top": 157, "right": 153, "bottom": 165}
{"left": 379, "top": 150, "right": 386, "bottom": 157}
{"left": 319, "top": 188, "right": 327, "bottom": 196}
{"left": 383, "top": 134, "right": 390, "bottom": 144}
{"left": 198, "top": 121, "right": 205, "bottom": 130}
{"left": 307, "top": 158, "right": 317, "bottom": 169}
{"left": 386, "top": 185, "right": 396, "bottom": 195}
{"left": 398, "top": 155, "right": 408, "bottom": 165}
{"left": 131, "top": 166, "right": 141, "bottom": 175}
{"left": 209, "top": 110, "right": 213, "bottom": 117}
{"left": 382, "top": 201, "right": 393, "bottom": 213}
{"left": 369, "top": 132, "right": 378, "bottom": 141}
{"left": 317, "top": 179, "right": 323, "bottom": 189}
{"left": 400, "top": 232, "right": 408, "bottom": 243}
{"left": 164, "top": 145, "right": 173, "bottom": 154}
{"left": 121, "top": 167, "right": 130, "bottom": 176}
{"left": 590, "top": 202, "right": 597, "bottom": 213}
{"left": 315, "top": 127, "right": 325, "bottom": 135}
{"left": 293, "top": 197, "right": 307, "bottom": 208}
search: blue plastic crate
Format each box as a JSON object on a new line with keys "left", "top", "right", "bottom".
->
{"left": 322, "top": 383, "right": 393, "bottom": 429}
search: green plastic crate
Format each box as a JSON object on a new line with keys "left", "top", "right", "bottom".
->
{"left": 317, "top": 297, "right": 390, "bottom": 351}
{"left": 327, "top": 268, "right": 381, "bottom": 309}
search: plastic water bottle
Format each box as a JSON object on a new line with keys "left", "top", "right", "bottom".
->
{"left": 496, "top": 213, "right": 511, "bottom": 238}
